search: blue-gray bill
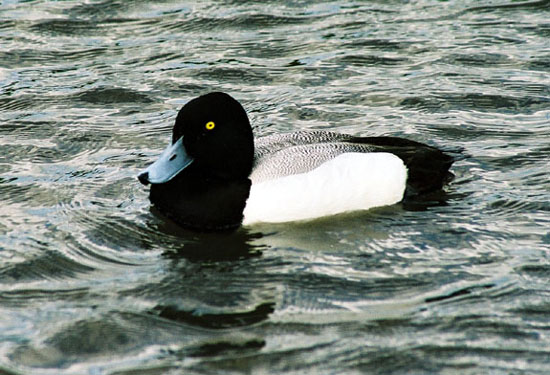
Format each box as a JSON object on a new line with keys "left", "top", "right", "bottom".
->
{"left": 138, "top": 137, "right": 193, "bottom": 185}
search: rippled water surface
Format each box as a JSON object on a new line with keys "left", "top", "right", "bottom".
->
{"left": 1, "top": 1, "right": 550, "bottom": 374}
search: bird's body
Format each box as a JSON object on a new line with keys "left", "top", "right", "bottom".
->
{"left": 138, "top": 92, "right": 455, "bottom": 230}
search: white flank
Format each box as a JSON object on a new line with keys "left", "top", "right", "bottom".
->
{"left": 242, "top": 152, "right": 407, "bottom": 225}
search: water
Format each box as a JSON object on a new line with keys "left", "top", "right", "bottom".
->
{"left": 1, "top": 0, "right": 549, "bottom": 374}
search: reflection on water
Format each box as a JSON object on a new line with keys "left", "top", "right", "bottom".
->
{"left": 1, "top": 0, "right": 550, "bottom": 374}
{"left": 153, "top": 211, "right": 266, "bottom": 262}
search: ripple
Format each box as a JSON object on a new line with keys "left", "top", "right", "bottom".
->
{"left": 68, "top": 1, "right": 136, "bottom": 19}
{"left": 0, "top": 287, "right": 91, "bottom": 308}
{"left": 187, "top": 338, "right": 265, "bottom": 358}
{"left": 153, "top": 302, "right": 275, "bottom": 329}
{"left": 465, "top": 0, "right": 550, "bottom": 13}
{"left": 439, "top": 52, "right": 514, "bottom": 67}
{"left": 521, "top": 23, "right": 550, "bottom": 38}
{"left": 75, "top": 87, "right": 154, "bottom": 105}
{"left": 77, "top": 213, "right": 165, "bottom": 255}
{"left": 29, "top": 19, "right": 106, "bottom": 36}
{"left": 343, "top": 38, "right": 412, "bottom": 51}
{"left": 0, "top": 94, "right": 70, "bottom": 114}
{"left": 400, "top": 93, "right": 550, "bottom": 114}
{"left": 527, "top": 56, "right": 550, "bottom": 72}
{"left": 332, "top": 54, "right": 409, "bottom": 66}
{"left": 191, "top": 66, "right": 274, "bottom": 85}
{"left": 0, "top": 48, "right": 110, "bottom": 69}
{"left": 10, "top": 313, "right": 176, "bottom": 368}
{"left": 425, "top": 283, "right": 495, "bottom": 303}
{"left": 470, "top": 79, "right": 550, "bottom": 96}
{"left": 0, "top": 95, "right": 39, "bottom": 111}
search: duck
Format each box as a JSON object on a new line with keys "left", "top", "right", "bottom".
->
{"left": 138, "top": 92, "right": 455, "bottom": 230}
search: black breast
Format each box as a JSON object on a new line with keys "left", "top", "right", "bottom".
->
{"left": 149, "top": 164, "right": 251, "bottom": 231}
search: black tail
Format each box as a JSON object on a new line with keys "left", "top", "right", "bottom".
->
{"left": 347, "top": 136, "right": 456, "bottom": 197}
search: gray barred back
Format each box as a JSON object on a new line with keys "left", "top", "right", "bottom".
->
{"left": 251, "top": 131, "right": 374, "bottom": 184}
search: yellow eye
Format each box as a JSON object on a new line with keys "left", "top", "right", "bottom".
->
{"left": 205, "top": 121, "right": 215, "bottom": 130}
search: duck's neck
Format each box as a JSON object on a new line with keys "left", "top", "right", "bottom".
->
{"left": 149, "top": 167, "right": 251, "bottom": 231}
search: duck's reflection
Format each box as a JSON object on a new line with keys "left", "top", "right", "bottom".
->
{"left": 145, "top": 208, "right": 274, "bottom": 330}
{"left": 149, "top": 206, "right": 267, "bottom": 262}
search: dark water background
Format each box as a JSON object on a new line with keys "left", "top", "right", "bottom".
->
{"left": 1, "top": 1, "right": 550, "bottom": 374}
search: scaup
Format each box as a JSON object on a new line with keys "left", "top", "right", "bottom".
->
{"left": 138, "top": 92, "right": 454, "bottom": 230}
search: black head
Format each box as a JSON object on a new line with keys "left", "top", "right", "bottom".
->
{"left": 172, "top": 92, "right": 254, "bottom": 180}
{"left": 139, "top": 92, "right": 255, "bottom": 230}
